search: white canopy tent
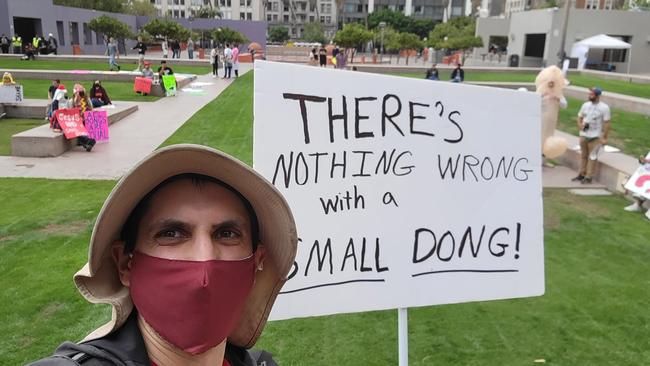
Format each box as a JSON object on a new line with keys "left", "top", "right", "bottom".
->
{"left": 569, "top": 34, "right": 632, "bottom": 74}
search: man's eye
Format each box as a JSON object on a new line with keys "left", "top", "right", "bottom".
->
{"left": 156, "top": 229, "right": 185, "bottom": 239}
{"left": 216, "top": 229, "right": 240, "bottom": 239}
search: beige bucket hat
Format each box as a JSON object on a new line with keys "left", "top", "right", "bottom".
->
{"left": 73, "top": 144, "right": 297, "bottom": 348}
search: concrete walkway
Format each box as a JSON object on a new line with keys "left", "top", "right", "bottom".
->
{"left": 0, "top": 64, "right": 251, "bottom": 180}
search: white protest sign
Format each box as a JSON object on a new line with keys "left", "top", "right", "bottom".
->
{"left": 624, "top": 152, "right": 650, "bottom": 200}
{"left": 253, "top": 61, "right": 544, "bottom": 321}
{"left": 0, "top": 84, "right": 24, "bottom": 103}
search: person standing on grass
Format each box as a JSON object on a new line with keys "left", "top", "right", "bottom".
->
{"left": 132, "top": 36, "right": 147, "bottom": 72}
{"left": 107, "top": 37, "right": 120, "bottom": 71}
{"left": 27, "top": 144, "right": 297, "bottom": 366}
{"left": 187, "top": 38, "right": 195, "bottom": 59}
{"left": 161, "top": 38, "right": 169, "bottom": 59}
{"left": 172, "top": 39, "right": 181, "bottom": 59}
{"left": 0, "top": 34, "right": 10, "bottom": 54}
{"left": 571, "top": 87, "right": 611, "bottom": 185}
{"left": 232, "top": 44, "right": 240, "bottom": 78}
{"left": 210, "top": 46, "right": 219, "bottom": 78}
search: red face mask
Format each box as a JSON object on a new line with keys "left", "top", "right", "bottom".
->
{"left": 129, "top": 251, "right": 256, "bottom": 355}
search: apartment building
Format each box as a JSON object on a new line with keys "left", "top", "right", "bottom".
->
{"left": 340, "top": 0, "right": 468, "bottom": 25}
{"left": 266, "top": 0, "right": 338, "bottom": 39}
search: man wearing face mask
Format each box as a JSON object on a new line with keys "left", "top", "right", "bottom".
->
{"left": 571, "top": 87, "right": 611, "bottom": 184}
{"left": 29, "top": 144, "right": 297, "bottom": 366}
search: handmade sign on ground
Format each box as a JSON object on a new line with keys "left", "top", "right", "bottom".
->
{"left": 0, "top": 84, "right": 24, "bottom": 103}
{"left": 624, "top": 152, "right": 650, "bottom": 200}
{"left": 162, "top": 75, "right": 176, "bottom": 96}
{"left": 134, "top": 77, "right": 152, "bottom": 94}
{"left": 253, "top": 61, "right": 545, "bottom": 321}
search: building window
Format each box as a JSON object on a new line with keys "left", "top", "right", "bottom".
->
{"left": 69, "top": 21, "right": 80, "bottom": 45}
{"left": 326, "top": 16, "right": 331, "bottom": 23}
{"left": 96, "top": 31, "right": 104, "bottom": 45}
{"left": 604, "top": 0, "right": 613, "bottom": 8}
{"left": 309, "top": 15, "right": 314, "bottom": 22}
{"left": 284, "top": 14, "right": 289, "bottom": 21}
{"left": 267, "top": 14, "right": 273, "bottom": 20}
{"left": 83, "top": 23, "right": 92, "bottom": 45}
{"left": 181, "top": 10, "right": 185, "bottom": 17}
{"left": 247, "top": 12, "right": 252, "bottom": 19}
{"left": 273, "top": 14, "right": 278, "bottom": 20}
{"left": 56, "top": 21, "right": 65, "bottom": 46}
{"left": 320, "top": 15, "right": 325, "bottom": 22}
{"left": 586, "top": 0, "right": 598, "bottom": 8}
{"left": 272, "top": 2, "right": 279, "bottom": 10}
{"left": 524, "top": 33, "right": 546, "bottom": 57}
{"left": 180, "top": 0, "right": 185, "bottom": 4}
{"left": 240, "top": 12, "right": 245, "bottom": 19}
{"left": 240, "top": 0, "right": 245, "bottom": 6}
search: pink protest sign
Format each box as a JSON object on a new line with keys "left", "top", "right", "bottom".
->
{"left": 55, "top": 108, "right": 88, "bottom": 139}
{"left": 134, "top": 77, "right": 152, "bottom": 94}
{"left": 84, "top": 110, "right": 109, "bottom": 141}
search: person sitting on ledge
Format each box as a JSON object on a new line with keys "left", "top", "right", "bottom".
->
{"left": 89, "top": 80, "right": 112, "bottom": 108}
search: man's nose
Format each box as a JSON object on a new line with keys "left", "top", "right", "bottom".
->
{"left": 191, "top": 232, "right": 221, "bottom": 261}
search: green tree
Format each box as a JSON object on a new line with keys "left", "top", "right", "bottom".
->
{"left": 53, "top": 0, "right": 125, "bottom": 12}
{"left": 212, "top": 27, "right": 248, "bottom": 46}
{"left": 398, "top": 32, "right": 423, "bottom": 65}
{"left": 143, "top": 18, "right": 191, "bottom": 41}
{"left": 88, "top": 15, "right": 134, "bottom": 40}
{"left": 302, "top": 23, "right": 327, "bottom": 44}
{"left": 427, "top": 16, "right": 483, "bottom": 60}
{"left": 124, "top": 0, "right": 157, "bottom": 16}
{"left": 268, "top": 26, "right": 290, "bottom": 43}
{"left": 333, "top": 23, "right": 373, "bottom": 63}
{"left": 367, "top": 9, "right": 410, "bottom": 31}
{"left": 407, "top": 19, "right": 437, "bottom": 39}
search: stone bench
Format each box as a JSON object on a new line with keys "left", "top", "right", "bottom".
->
{"left": 0, "top": 68, "right": 197, "bottom": 85}
{"left": 10, "top": 101, "right": 138, "bottom": 157}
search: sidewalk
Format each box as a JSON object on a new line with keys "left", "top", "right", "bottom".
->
{"left": 0, "top": 64, "right": 251, "bottom": 180}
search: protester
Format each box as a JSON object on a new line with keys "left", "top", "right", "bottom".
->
{"left": 46, "top": 79, "right": 60, "bottom": 120}
{"left": 2, "top": 72, "right": 15, "bottom": 85}
{"left": 157, "top": 60, "right": 175, "bottom": 94}
{"left": 161, "top": 38, "right": 169, "bottom": 59}
{"left": 187, "top": 38, "right": 194, "bottom": 59}
{"left": 172, "top": 39, "right": 181, "bottom": 58}
{"left": 21, "top": 43, "right": 37, "bottom": 60}
{"left": 89, "top": 80, "right": 112, "bottom": 108}
{"left": 107, "top": 37, "right": 120, "bottom": 71}
{"left": 68, "top": 85, "right": 97, "bottom": 152}
{"left": 49, "top": 83, "right": 68, "bottom": 131}
{"left": 11, "top": 34, "right": 22, "bottom": 54}
{"left": 571, "top": 87, "right": 611, "bottom": 184}
{"left": 210, "top": 46, "right": 219, "bottom": 78}
{"left": 451, "top": 63, "right": 464, "bottom": 82}
{"left": 232, "top": 44, "right": 240, "bottom": 78}
{"left": 47, "top": 33, "right": 58, "bottom": 55}
{"left": 332, "top": 46, "right": 340, "bottom": 64}
{"left": 28, "top": 144, "right": 297, "bottom": 366}
{"left": 132, "top": 36, "right": 147, "bottom": 72}
{"left": 623, "top": 153, "right": 650, "bottom": 221}
{"left": 318, "top": 48, "right": 327, "bottom": 67}
{"left": 425, "top": 64, "right": 439, "bottom": 80}
{"left": 224, "top": 44, "right": 233, "bottom": 79}
{"left": 0, "top": 34, "right": 10, "bottom": 54}
{"left": 141, "top": 61, "right": 154, "bottom": 79}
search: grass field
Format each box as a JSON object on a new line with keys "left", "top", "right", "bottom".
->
{"left": 18, "top": 79, "right": 159, "bottom": 102}
{"left": 558, "top": 97, "right": 650, "bottom": 158}
{"left": 0, "top": 58, "right": 212, "bottom": 75}
{"left": 2, "top": 69, "right": 650, "bottom": 365}
{"left": 0, "top": 118, "right": 45, "bottom": 155}
{"left": 394, "top": 71, "right": 650, "bottom": 99}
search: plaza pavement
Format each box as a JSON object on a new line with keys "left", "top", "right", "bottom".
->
{"left": 0, "top": 64, "right": 251, "bottom": 180}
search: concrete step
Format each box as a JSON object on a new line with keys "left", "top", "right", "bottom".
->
{"left": 11, "top": 102, "right": 138, "bottom": 157}
{"left": 2, "top": 68, "right": 199, "bottom": 83}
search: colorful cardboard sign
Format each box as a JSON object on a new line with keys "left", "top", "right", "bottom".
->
{"left": 134, "top": 77, "right": 152, "bottom": 94}
{"left": 0, "top": 84, "right": 24, "bottom": 103}
{"left": 84, "top": 110, "right": 109, "bottom": 141}
{"left": 55, "top": 108, "right": 88, "bottom": 139}
{"left": 624, "top": 152, "right": 650, "bottom": 200}
{"left": 253, "top": 61, "right": 544, "bottom": 321}
{"left": 162, "top": 75, "right": 176, "bottom": 96}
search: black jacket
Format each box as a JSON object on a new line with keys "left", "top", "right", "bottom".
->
{"left": 27, "top": 312, "right": 277, "bottom": 366}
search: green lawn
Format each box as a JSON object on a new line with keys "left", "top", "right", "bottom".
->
{"left": 1, "top": 178, "right": 649, "bottom": 365}
{"left": 0, "top": 58, "right": 211, "bottom": 75}
{"left": 161, "top": 72, "right": 254, "bottom": 164}
{"left": 393, "top": 71, "right": 650, "bottom": 99}
{"left": 558, "top": 97, "right": 650, "bottom": 157}
{"left": 18, "top": 79, "right": 159, "bottom": 102}
{"left": 0, "top": 118, "right": 45, "bottom": 155}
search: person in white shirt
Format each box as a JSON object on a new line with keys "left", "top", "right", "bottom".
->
{"left": 223, "top": 44, "right": 233, "bottom": 79}
{"left": 210, "top": 47, "right": 219, "bottom": 78}
{"left": 161, "top": 39, "right": 168, "bottom": 59}
{"left": 571, "top": 87, "right": 611, "bottom": 184}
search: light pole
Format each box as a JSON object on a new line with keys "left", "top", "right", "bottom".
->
{"left": 379, "top": 21, "right": 386, "bottom": 63}
{"left": 557, "top": 0, "right": 571, "bottom": 66}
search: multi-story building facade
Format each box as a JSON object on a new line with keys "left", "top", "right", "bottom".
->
{"left": 504, "top": 0, "right": 624, "bottom": 17}
{"left": 266, "top": 0, "right": 338, "bottom": 39}
{"left": 340, "top": 0, "right": 468, "bottom": 25}
{"left": 150, "top": 0, "right": 265, "bottom": 21}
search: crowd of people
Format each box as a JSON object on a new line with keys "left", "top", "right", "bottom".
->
{"left": 0, "top": 33, "right": 59, "bottom": 59}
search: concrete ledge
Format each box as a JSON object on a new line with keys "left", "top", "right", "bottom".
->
{"left": 575, "top": 69, "right": 650, "bottom": 84}
{"left": 11, "top": 102, "right": 139, "bottom": 157}
{"left": 0, "top": 53, "right": 213, "bottom": 67}
{"left": 1, "top": 68, "right": 198, "bottom": 84}
{"left": 555, "top": 130, "right": 639, "bottom": 192}
{"left": 0, "top": 99, "right": 47, "bottom": 119}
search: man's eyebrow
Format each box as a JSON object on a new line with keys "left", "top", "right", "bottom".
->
{"left": 147, "top": 219, "right": 193, "bottom": 232}
{"left": 212, "top": 219, "right": 248, "bottom": 230}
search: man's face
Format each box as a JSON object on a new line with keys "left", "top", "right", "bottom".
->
{"left": 134, "top": 179, "right": 254, "bottom": 261}
{"left": 588, "top": 91, "right": 597, "bottom": 101}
